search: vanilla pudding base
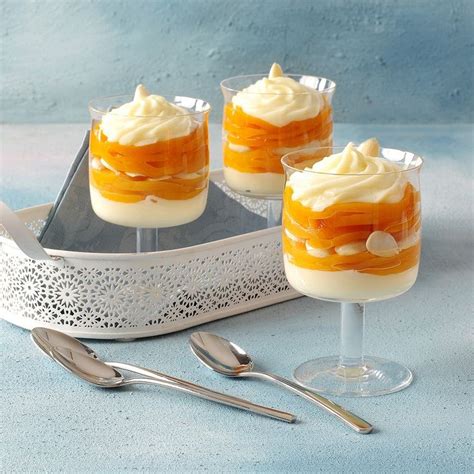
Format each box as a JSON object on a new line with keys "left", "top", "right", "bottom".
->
{"left": 284, "top": 256, "right": 419, "bottom": 302}
{"left": 90, "top": 186, "right": 208, "bottom": 228}
{"left": 224, "top": 167, "right": 285, "bottom": 197}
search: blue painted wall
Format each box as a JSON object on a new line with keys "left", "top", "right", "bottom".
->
{"left": 1, "top": 0, "right": 473, "bottom": 123}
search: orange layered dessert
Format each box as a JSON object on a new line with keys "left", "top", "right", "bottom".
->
{"left": 222, "top": 64, "right": 334, "bottom": 197}
{"left": 282, "top": 140, "right": 421, "bottom": 301}
{"left": 89, "top": 85, "right": 210, "bottom": 228}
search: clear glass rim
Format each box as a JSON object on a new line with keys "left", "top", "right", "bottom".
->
{"left": 88, "top": 94, "right": 211, "bottom": 118}
{"left": 220, "top": 73, "right": 336, "bottom": 95}
{"left": 281, "top": 145, "right": 424, "bottom": 176}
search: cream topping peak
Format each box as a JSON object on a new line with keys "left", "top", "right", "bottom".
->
{"left": 268, "top": 63, "right": 284, "bottom": 79}
{"left": 100, "top": 85, "right": 196, "bottom": 146}
{"left": 288, "top": 141, "right": 409, "bottom": 211}
{"left": 231, "top": 64, "right": 323, "bottom": 127}
{"left": 133, "top": 84, "right": 150, "bottom": 101}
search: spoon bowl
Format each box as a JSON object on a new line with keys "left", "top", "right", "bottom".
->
{"left": 31, "top": 327, "right": 98, "bottom": 360}
{"left": 189, "top": 331, "right": 254, "bottom": 376}
{"left": 52, "top": 346, "right": 125, "bottom": 387}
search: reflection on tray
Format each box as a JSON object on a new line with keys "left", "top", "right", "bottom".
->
{"left": 39, "top": 132, "right": 267, "bottom": 253}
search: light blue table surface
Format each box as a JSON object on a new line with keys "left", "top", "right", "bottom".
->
{"left": 0, "top": 123, "right": 472, "bottom": 473}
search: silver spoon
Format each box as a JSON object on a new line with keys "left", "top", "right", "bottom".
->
{"left": 31, "top": 327, "right": 295, "bottom": 423}
{"left": 189, "top": 331, "right": 373, "bottom": 434}
{"left": 31, "top": 327, "right": 180, "bottom": 384}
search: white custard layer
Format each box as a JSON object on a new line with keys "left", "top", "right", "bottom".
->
{"left": 90, "top": 186, "right": 208, "bottom": 228}
{"left": 224, "top": 167, "right": 285, "bottom": 196}
{"left": 284, "top": 256, "right": 419, "bottom": 302}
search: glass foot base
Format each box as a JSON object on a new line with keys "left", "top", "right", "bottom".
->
{"left": 294, "top": 356, "right": 413, "bottom": 397}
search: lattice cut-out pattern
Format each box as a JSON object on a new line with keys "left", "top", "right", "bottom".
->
{"left": 0, "top": 209, "right": 294, "bottom": 338}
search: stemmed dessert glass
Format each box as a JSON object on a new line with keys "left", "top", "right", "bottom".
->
{"left": 221, "top": 74, "right": 335, "bottom": 228}
{"left": 88, "top": 96, "right": 210, "bottom": 252}
{"left": 281, "top": 146, "right": 423, "bottom": 396}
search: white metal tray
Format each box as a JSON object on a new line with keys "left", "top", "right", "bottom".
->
{"left": 0, "top": 170, "right": 299, "bottom": 339}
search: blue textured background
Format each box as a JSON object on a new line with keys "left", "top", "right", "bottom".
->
{"left": 1, "top": 0, "right": 473, "bottom": 123}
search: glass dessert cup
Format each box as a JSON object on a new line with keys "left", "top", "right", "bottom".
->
{"left": 221, "top": 74, "right": 335, "bottom": 227}
{"left": 281, "top": 146, "right": 423, "bottom": 397}
{"left": 88, "top": 95, "right": 211, "bottom": 252}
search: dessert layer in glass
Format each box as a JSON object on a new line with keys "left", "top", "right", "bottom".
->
{"left": 222, "top": 64, "right": 333, "bottom": 197}
{"left": 282, "top": 141, "right": 421, "bottom": 301}
{"left": 89, "top": 85, "right": 210, "bottom": 228}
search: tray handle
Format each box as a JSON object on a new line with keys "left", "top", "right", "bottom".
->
{"left": 0, "top": 201, "right": 63, "bottom": 266}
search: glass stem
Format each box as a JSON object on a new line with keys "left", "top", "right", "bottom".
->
{"left": 267, "top": 199, "right": 282, "bottom": 228}
{"left": 339, "top": 302, "right": 365, "bottom": 369}
{"left": 136, "top": 228, "right": 158, "bottom": 253}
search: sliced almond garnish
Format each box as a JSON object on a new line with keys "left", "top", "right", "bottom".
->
{"left": 305, "top": 241, "right": 331, "bottom": 258}
{"left": 228, "top": 142, "right": 251, "bottom": 153}
{"left": 100, "top": 158, "right": 120, "bottom": 175}
{"left": 366, "top": 231, "right": 399, "bottom": 257}
{"left": 358, "top": 138, "right": 380, "bottom": 157}
{"left": 335, "top": 241, "right": 367, "bottom": 256}
{"left": 269, "top": 63, "right": 284, "bottom": 79}
{"left": 90, "top": 158, "right": 104, "bottom": 170}
{"left": 284, "top": 229, "right": 304, "bottom": 243}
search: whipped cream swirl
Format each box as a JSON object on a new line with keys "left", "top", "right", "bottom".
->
{"left": 288, "top": 142, "right": 408, "bottom": 211}
{"left": 231, "top": 63, "right": 322, "bottom": 127}
{"left": 100, "top": 85, "right": 196, "bottom": 146}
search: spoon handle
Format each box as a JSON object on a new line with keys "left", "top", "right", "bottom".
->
{"left": 110, "top": 362, "right": 296, "bottom": 424}
{"left": 252, "top": 372, "right": 372, "bottom": 434}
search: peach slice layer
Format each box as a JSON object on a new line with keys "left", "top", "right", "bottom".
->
{"left": 89, "top": 122, "right": 209, "bottom": 203}
{"left": 283, "top": 183, "right": 421, "bottom": 276}
{"left": 223, "top": 102, "right": 333, "bottom": 174}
